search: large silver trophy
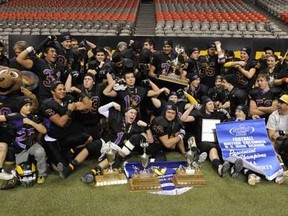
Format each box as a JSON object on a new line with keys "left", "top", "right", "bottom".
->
{"left": 106, "top": 142, "right": 115, "bottom": 173}
{"left": 173, "top": 136, "right": 207, "bottom": 187}
{"left": 95, "top": 141, "right": 127, "bottom": 186}
{"left": 128, "top": 140, "right": 161, "bottom": 192}
{"left": 139, "top": 140, "right": 150, "bottom": 176}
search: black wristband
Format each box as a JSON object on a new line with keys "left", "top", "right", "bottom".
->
{"left": 65, "top": 110, "right": 73, "bottom": 117}
{"left": 145, "top": 124, "right": 150, "bottom": 131}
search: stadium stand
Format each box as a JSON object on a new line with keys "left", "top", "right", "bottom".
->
{"left": 154, "top": 0, "right": 288, "bottom": 38}
{"left": 0, "top": 0, "right": 287, "bottom": 48}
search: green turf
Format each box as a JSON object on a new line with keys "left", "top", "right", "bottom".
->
{"left": 0, "top": 153, "right": 287, "bottom": 216}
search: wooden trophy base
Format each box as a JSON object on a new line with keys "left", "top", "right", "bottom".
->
{"left": 128, "top": 172, "right": 161, "bottom": 192}
{"left": 159, "top": 74, "right": 188, "bottom": 86}
{"left": 95, "top": 169, "right": 127, "bottom": 186}
{"left": 173, "top": 169, "right": 206, "bottom": 187}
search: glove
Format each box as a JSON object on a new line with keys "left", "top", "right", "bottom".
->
{"left": 176, "top": 89, "right": 184, "bottom": 98}
{"left": 219, "top": 108, "right": 228, "bottom": 115}
{"left": 26, "top": 46, "right": 34, "bottom": 53}
{"left": 179, "top": 128, "right": 186, "bottom": 139}
{"left": 48, "top": 35, "right": 57, "bottom": 40}
{"left": 70, "top": 70, "right": 80, "bottom": 78}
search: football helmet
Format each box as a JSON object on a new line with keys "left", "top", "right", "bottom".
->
{"left": 16, "top": 161, "right": 37, "bottom": 187}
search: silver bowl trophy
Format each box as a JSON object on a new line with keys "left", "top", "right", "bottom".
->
{"left": 173, "top": 136, "right": 207, "bottom": 187}
{"left": 95, "top": 141, "right": 127, "bottom": 186}
{"left": 128, "top": 140, "right": 161, "bottom": 192}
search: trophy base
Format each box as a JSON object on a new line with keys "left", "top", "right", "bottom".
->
{"left": 128, "top": 173, "right": 161, "bottom": 192}
{"left": 95, "top": 169, "right": 127, "bottom": 186}
{"left": 159, "top": 75, "right": 188, "bottom": 86}
{"left": 173, "top": 169, "right": 206, "bottom": 187}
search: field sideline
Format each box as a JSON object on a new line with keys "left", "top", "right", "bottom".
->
{"left": 0, "top": 153, "right": 287, "bottom": 216}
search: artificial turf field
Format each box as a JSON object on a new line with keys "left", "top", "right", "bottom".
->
{"left": 0, "top": 152, "right": 287, "bottom": 216}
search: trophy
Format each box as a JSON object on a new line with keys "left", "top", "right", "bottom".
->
{"left": 95, "top": 141, "right": 127, "bottom": 186}
{"left": 139, "top": 140, "right": 150, "bottom": 177}
{"left": 173, "top": 136, "right": 206, "bottom": 187}
{"left": 185, "top": 147, "right": 196, "bottom": 175}
{"left": 128, "top": 140, "right": 161, "bottom": 192}
{"left": 106, "top": 142, "right": 115, "bottom": 173}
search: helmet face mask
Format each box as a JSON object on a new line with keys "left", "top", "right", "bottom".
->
{"left": 16, "top": 162, "right": 37, "bottom": 187}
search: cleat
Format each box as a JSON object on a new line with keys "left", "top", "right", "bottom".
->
{"left": 1, "top": 176, "right": 19, "bottom": 190}
{"left": 275, "top": 173, "right": 285, "bottom": 184}
{"left": 37, "top": 176, "right": 46, "bottom": 184}
{"left": 231, "top": 159, "right": 243, "bottom": 179}
{"left": 0, "top": 170, "right": 14, "bottom": 180}
{"left": 81, "top": 172, "right": 95, "bottom": 184}
{"left": 218, "top": 161, "right": 230, "bottom": 177}
{"left": 248, "top": 174, "right": 261, "bottom": 186}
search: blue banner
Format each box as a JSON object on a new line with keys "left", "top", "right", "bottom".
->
{"left": 216, "top": 119, "right": 282, "bottom": 180}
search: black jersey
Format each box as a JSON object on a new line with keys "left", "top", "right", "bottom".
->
{"left": 185, "top": 58, "right": 201, "bottom": 76}
{"left": 0, "top": 93, "right": 23, "bottom": 143}
{"left": 235, "top": 59, "right": 258, "bottom": 91}
{"left": 249, "top": 88, "right": 276, "bottom": 121}
{"left": 187, "top": 84, "right": 209, "bottom": 103}
{"left": 150, "top": 115, "right": 183, "bottom": 147}
{"left": 74, "top": 84, "right": 104, "bottom": 126}
{"left": 8, "top": 114, "right": 43, "bottom": 153}
{"left": 227, "top": 87, "right": 248, "bottom": 117}
{"left": 208, "top": 87, "right": 227, "bottom": 104}
{"left": 106, "top": 108, "right": 144, "bottom": 147}
{"left": 192, "top": 110, "right": 226, "bottom": 143}
{"left": 198, "top": 55, "right": 221, "bottom": 88}
{"left": 150, "top": 51, "right": 176, "bottom": 76}
{"left": 30, "top": 57, "right": 66, "bottom": 101}
{"left": 117, "top": 86, "right": 148, "bottom": 114}
{"left": 40, "top": 95, "right": 75, "bottom": 139}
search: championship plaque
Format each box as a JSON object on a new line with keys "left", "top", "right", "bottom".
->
{"left": 128, "top": 141, "right": 161, "bottom": 192}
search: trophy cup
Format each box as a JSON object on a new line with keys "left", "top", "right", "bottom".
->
{"left": 139, "top": 140, "right": 150, "bottom": 177}
{"left": 95, "top": 141, "right": 127, "bottom": 186}
{"left": 128, "top": 140, "right": 161, "bottom": 192}
{"left": 106, "top": 143, "right": 115, "bottom": 174}
{"left": 173, "top": 136, "right": 206, "bottom": 187}
{"left": 158, "top": 44, "right": 188, "bottom": 86}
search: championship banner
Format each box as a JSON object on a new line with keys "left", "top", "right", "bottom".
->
{"left": 216, "top": 118, "right": 282, "bottom": 180}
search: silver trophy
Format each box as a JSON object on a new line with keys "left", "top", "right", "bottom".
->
{"left": 186, "top": 137, "right": 196, "bottom": 174}
{"left": 140, "top": 140, "right": 150, "bottom": 176}
{"left": 106, "top": 141, "right": 115, "bottom": 173}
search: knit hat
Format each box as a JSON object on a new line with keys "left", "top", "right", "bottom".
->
{"left": 240, "top": 47, "right": 251, "bottom": 56}
{"left": 131, "top": 41, "right": 142, "bottom": 54}
{"left": 187, "top": 72, "right": 199, "bottom": 82}
{"left": 50, "top": 80, "right": 63, "bottom": 91}
{"left": 207, "top": 43, "right": 216, "bottom": 49}
{"left": 163, "top": 40, "right": 173, "bottom": 47}
{"left": 236, "top": 105, "right": 249, "bottom": 116}
{"left": 60, "top": 32, "right": 71, "bottom": 42}
{"left": 185, "top": 47, "right": 199, "bottom": 56}
{"left": 164, "top": 101, "right": 177, "bottom": 112}
{"left": 84, "top": 73, "right": 96, "bottom": 81}
{"left": 16, "top": 96, "right": 32, "bottom": 112}
{"left": 112, "top": 52, "right": 123, "bottom": 63}
{"left": 201, "top": 96, "right": 213, "bottom": 105}
{"left": 223, "top": 74, "right": 237, "bottom": 87}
